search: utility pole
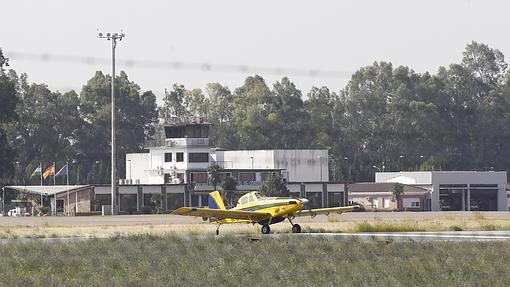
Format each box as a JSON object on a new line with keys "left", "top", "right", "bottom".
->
{"left": 98, "top": 30, "right": 125, "bottom": 215}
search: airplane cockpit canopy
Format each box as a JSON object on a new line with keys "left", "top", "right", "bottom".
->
{"left": 237, "top": 192, "right": 261, "bottom": 205}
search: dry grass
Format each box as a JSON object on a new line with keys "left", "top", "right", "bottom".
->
{"left": 2, "top": 214, "right": 510, "bottom": 238}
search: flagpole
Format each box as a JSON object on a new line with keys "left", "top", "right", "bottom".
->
{"left": 53, "top": 162, "right": 56, "bottom": 216}
{"left": 66, "top": 162, "right": 69, "bottom": 186}
{"left": 66, "top": 162, "right": 70, "bottom": 216}
{"left": 39, "top": 162, "right": 43, "bottom": 209}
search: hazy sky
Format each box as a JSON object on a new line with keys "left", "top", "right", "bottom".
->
{"left": 2, "top": 0, "right": 509, "bottom": 102}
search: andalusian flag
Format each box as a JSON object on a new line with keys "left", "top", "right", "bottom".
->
{"left": 30, "top": 166, "right": 42, "bottom": 177}
{"left": 43, "top": 164, "right": 55, "bottom": 179}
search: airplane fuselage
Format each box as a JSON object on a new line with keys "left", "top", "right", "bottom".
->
{"left": 219, "top": 196, "right": 303, "bottom": 225}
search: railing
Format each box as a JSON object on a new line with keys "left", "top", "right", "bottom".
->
{"left": 192, "top": 181, "right": 264, "bottom": 191}
{"left": 165, "top": 138, "right": 209, "bottom": 147}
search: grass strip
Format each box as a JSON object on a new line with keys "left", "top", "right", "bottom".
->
{"left": 1, "top": 235, "right": 509, "bottom": 286}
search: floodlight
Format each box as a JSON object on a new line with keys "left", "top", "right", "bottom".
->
{"left": 107, "top": 33, "right": 111, "bottom": 37}
{"left": 98, "top": 32, "right": 103, "bottom": 37}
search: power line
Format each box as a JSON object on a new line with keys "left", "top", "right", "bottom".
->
{"left": 6, "top": 51, "right": 353, "bottom": 78}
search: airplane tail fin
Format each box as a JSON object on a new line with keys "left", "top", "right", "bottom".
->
{"left": 208, "top": 191, "right": 226, "bottom": 210}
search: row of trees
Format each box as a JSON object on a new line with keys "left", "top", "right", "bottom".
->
{"left": 1, "top": 41, "right": 510, "bottom": 187}
{"left": 161, "top": 41, "right": 510, "bottom": 181}
{"left": 0, "top": 54, "right": 158, "bottom": 186}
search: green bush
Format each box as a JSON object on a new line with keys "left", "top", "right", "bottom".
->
{"left": 354, "top": 221, "right": 425, "bottom": 232}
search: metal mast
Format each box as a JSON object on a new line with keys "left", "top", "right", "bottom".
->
{"left": 98, "top": 31, "right": 125, "bottom": 215}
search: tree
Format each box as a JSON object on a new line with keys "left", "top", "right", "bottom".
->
{"left": 391, "top": 183, "right": 404, "bottom": 210}
{"left": 259, "top": 174, "right": 289, "bottom": 197}
{"left": 207, "top": 164, "right": 221, "bottom": 190}
{"left": 0, "top": 49, "right": 17, "bottom": 184}
{"left": 231, "top": 75, "right": 275, "bottom": 149}
{"left": 150, "top": 193, "right": 162, "bottom": 213}
{"left": 77, "top": 71, "right": 157, "bottom": 183}
{"left": 271, "top": 77, "right": 309, "bottom": 148}
{"left": 221, "top": 176, "right": 237, "bottom": 207}
{"left": 0, "top": 50, "right": 17, "bottom": 122}
{"left": 161, "top": 84, "right": 190, "bottom": 124}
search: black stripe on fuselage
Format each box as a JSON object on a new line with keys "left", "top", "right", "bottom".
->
{"left": 235, "top": 202, "right": 293, "bottom": 212}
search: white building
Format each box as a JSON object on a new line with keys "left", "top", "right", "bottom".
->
{"left": 126, "top": 123, "right": 329, "bottom": 186}
{"left": 123, "top": 123, "right": 345, "bottom": 209}
{"left": 375, "top": 171, "right": 508, "bottom": 211}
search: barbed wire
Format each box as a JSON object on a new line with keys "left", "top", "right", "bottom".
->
{"left": 6, "top": 51, "right": 353, "bottom": 79}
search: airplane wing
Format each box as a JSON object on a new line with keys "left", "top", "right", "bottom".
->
{"left": 172, "top": 207, "right": 271, "bottom": 222}
{"left": 295, "top": 206, "right": 359, "bottom": 217}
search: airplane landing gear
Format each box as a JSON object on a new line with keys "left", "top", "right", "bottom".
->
{"left": 216, "top": 224, "right": 221, "bottom": 236}
{"left": 288, "top": 217, "right": 302, "bottom": 233}
{"left": 261, "top": 224, "right": 271, "bottom": 234}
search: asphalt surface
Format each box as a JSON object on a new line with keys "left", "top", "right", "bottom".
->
{"left": 265, "top": 231, "right": 510, "bottom": 241}
{"left": 1, "top": 231, "right": 509, "bottom": 244}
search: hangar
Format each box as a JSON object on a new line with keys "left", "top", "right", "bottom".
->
{"left": 375, "top": 171, "right": 508, "bottom": 211}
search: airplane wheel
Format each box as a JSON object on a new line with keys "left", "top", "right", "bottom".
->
{"left": 292, "top": 224, "right": 302, "bottom": 233}
{"left": 261, "top": 225, "right": 271, "bottom": 234}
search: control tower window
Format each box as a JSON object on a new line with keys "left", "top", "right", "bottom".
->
{"left": 164, "top": 153, "right": 172, "bottom": 162}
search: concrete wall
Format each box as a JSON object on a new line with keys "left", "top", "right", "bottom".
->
{"left": 274, "top": 149, "right": 328, "bottom": 182}
{"left": 126, "top": 153, "right": 151, "bottom": 184}
{"left": 218, "top": 150, "right": 275, "bottom": 170}
{"left": 56, "top": 187, "right": 92, "bottom": 214}
{"left": 218, "top": 149, "right": 329, "bottom": 182}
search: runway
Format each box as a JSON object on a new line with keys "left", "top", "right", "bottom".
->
{"left": 266, "top": 231, "right": 510, "bottom": 241}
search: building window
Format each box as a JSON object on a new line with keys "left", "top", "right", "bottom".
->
{"left": 164, "top": 153, "right": 172, "bottom": 162}
{"left": 383, "top": 198, "right": 390, "bottom": 208}
{"left": 403, "top": 198, "right": 421, "bottom": 208}
{"left": 239, "top": 172, "right": 256, "bottom": 182}
{"left": 176, "top": 152, "right": 184, "bottom": 162}
{"left": 188, "top": 153, "right": 209, "bottom": 163}
{"left": 190, "top": 172, "right": 208, "bottom": 183}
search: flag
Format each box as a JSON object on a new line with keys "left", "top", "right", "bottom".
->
{"left": 43, "top": 164, "right": 55, "bottom": 179}
{"left": 30, "top": 166, "right": 42, "bottom": 177}
{"left": 55, "top": 164, "right": 68, "bottom": 177}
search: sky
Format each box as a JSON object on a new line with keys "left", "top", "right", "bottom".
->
{"left": 2, "top": 0, "right": 510, "bottom": 102}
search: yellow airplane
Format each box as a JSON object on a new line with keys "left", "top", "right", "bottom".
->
{"left": 172, "top": 191, "right": 359, "bottom": 235}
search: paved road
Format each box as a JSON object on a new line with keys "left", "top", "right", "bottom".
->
{"left": 2, "top": 211, "right": 510, "bottom": 226}
{"left": 266, "top": 231, "right": 510, "bottom": 241}
{"left": 2, "top": 231, "right": 509, "bottom": 244}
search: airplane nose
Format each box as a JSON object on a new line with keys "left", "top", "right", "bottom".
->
{"left": 299, "top": 198, "right": 309, "bottom": 204}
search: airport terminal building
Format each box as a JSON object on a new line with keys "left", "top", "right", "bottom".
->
{"left": 375, "top": 171, "right": 508, "bottom": 211}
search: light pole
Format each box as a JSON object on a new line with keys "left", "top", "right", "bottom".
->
{"left": 72, "top": 159, "right": 79, "bottom": 185}
{"left": 399, "top": 155, "right": 404, "bottom": 171}
{"left": 1, "top": 187, "right": 4, "bottom": 216}
{"left": 127, "top": 159, "right": 132, "bottom": 181}
{"left": 98, "top": 30, "right": 125, "bottom": 215}
{"left": 372, "top": 165, "right": 382, "bottom": 172}
{"left": 249, "top": 156, "right": 253, "bottom": 169}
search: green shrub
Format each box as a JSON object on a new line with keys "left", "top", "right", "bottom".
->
{"left": 449, "top": 225, "right": 463, "bottom": 231}
{"left": 354, "top": 222, "right": 424, "bottom": 232}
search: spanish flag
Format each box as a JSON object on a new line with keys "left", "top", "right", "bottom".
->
{"left": 43, "top": 164, "right": 55, "bottom": 179}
